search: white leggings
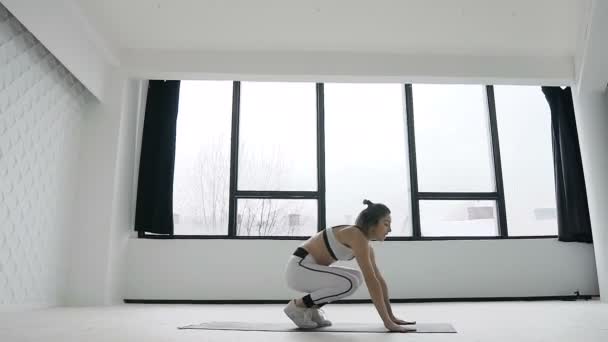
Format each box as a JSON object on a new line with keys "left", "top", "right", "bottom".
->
{"left": 285, "top": 248, "right": 363, "bottom": 307}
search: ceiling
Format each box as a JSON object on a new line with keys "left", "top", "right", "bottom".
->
{"left": 74, "top": 0, "right": 587, "bottom": 58}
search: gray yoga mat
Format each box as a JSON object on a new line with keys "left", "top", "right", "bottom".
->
{"left": 179, "top": 321, "right": 457, "bottom": 333}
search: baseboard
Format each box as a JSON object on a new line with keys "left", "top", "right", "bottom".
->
{"left": 124, "top": 295, "right": 595, "bottom": 305}
{"left": 0, "top": 303, "right": 56, "bottom": 312}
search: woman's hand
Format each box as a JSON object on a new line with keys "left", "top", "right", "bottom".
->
{"left": 384, "top": 321, "right": 416, "bottom": 332}
{"left": 392, "top": 316, "right": 416, "bottom": 325}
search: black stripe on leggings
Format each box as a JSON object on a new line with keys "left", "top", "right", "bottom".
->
{"left": 297, "top": 258, "right": 353, "bottom": 305}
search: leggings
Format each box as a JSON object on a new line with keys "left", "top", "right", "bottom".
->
{"left": 285, "top": 247, "right": 363, "bottom": 308}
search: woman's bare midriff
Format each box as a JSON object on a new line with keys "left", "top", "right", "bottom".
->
{"left": 300, "top": 225, "right": 354, "bottom": 266}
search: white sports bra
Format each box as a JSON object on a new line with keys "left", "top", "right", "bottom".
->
{"left": 323, "top": 226, "right": 355, "bottom": 261}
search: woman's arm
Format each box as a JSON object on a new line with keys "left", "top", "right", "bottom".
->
{"left": 350, "top": 232, "right": 398, "bottom": 329}
{"left": 370, "top": 246, "right": 416, "bottom": 325}
{"left": 370, "top": 247, "right": 395, "bottom": 319}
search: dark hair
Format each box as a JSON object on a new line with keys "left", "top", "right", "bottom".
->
{"left": 355, "top": 199, "right": 391, "bottom": 236}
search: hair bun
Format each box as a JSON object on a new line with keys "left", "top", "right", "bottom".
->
{"left": 363, "top": 199, "right": 373, "bottom": 206}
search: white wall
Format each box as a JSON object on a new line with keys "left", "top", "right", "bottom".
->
{"left": 104, "top": 79, "right": 145, "bottom": 304}
{"left": 572, "top": 0, "right": 608, "bottom": 301}
{"left": 0, "top": 3, "right": 91, "bottom": 310}
{"left": 0, "top": 1, "right": 141, "bottom": 307}
{"left": 575, "top": 0, "right": 608, "bottom": 94}
{"left": 65, "top": 71, "right": 142, "bottom": 306}
{"left": 573, "top": 90, "right": 608, "bottom": 301}
{"left": 0, "top": 0, "right": 117, "bottom": 101}
{"left": 126, "top": 239, "right": 598, "bottom": 300}
{"left": 123, "top": 49, "right": 573, "bottom": 86}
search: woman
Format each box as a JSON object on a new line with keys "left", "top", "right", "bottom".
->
{"left": 283, "top": 199, "right": 415, "bottom": 332}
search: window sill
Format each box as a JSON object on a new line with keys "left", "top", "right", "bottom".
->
{"left": 137, "top": 234, "right": 558, "bottom": 241}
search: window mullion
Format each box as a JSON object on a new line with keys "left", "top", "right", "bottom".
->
{"left": 317, "top": 83, "right": 326, "bottom": 232}
{"left": 485, "top": 85, "right": 508, "bottom": 237}
{"left": 228, "top": 81, "right": 241, "bottom": 237}
{"left": 405, "top": 84, "right": 421, "bottom": 238}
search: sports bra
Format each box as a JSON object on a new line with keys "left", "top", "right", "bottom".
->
{"left": 323, "top": 226, "right": 355, "bottom": 261}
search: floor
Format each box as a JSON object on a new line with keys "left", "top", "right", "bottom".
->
{"left": 1, "top": 300, "right": 607, "bottom": 341}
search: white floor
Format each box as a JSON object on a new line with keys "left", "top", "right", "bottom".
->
{"left": 1, "top": 301, "right": 607, "bottom": 342}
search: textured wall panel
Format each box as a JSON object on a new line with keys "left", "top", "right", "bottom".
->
{"left": 0, "top": 3, "right": 90, "bottom": 307}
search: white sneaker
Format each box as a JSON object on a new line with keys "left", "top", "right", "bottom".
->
{"left": 283, "top": 300, "right": 319, "bottom": 329}
{"left": 310, "top": 308, "right": 332, "bottom": 327}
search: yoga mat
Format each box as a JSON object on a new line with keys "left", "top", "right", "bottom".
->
{"left": 179, "top": 321, "right": 456, "bottom": 333}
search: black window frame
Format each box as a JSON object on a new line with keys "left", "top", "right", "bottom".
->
{"left": 139, "top": 82, "right": 558, "bottom": 240}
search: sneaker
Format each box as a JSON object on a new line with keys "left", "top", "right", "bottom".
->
{"left": 310, "top": 308, "right": 332, "bottom": 327}
{"left": 283, "top": 300, "right": 319, "bottom": 329}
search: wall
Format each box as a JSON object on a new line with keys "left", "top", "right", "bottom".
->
{"left": 573, "top": 89, "right": 608, "bottom": 301}
{"left": 104, "top": 79, "right": 145, "bottom": 304}
{"left": 65, "top": 71, "right": 143, "bottom": 306}
{"left": 0, "top": 3, "right": 91, "bottom": 310}
{"left": 126, "top": 238, "right": 598, "bottom": 300}
{"left": 123, "top": 49, "right": 573, "bottom": 86}
{"left": 572, "top": 0, "right": 608, "bottom": 301}
{"left": 0, "top": 0, "right": 117, "bottom": 101}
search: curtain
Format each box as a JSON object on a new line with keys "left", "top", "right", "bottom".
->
{"left": 542, "top": 86, "right": 592, "bottom": 243}
{"left": 134, "top": 80, "right": 181, "bottom": 235}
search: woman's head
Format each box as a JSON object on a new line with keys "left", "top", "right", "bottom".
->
{"left": 355, "top": 199, "right": 392, "bottom": 241}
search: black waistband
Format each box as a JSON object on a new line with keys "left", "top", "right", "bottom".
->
{"left": 293, "top": 247, "right": 309, "bottom": 258}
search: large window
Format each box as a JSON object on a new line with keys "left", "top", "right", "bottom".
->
{"left": 235, "top": 82, "right": 319, "bottom": 236}
{"left": 173, "top": 81, "right": 233, "bottom": 235}
{"left": 411, "top": 84, "right": 500, "bottom": 237}
{"left": 419, "top": 200, "right": 498, "bottom": 237}
{"left": 324, "top": 83, "right": 411, "bottom": 236}
{"left": 413, "top": 84, "right": 495, "bottom": 192}
{"left": 494, "top": 86, "right": 557, "bottom": 236}
{"left": 238, "top": 82, "right": 317, "bottom": 191}
{"left": 236, "top": 199, "right": 317, "bottom": 236}
{"left": 164, "top": 81, "right": 558, "bottom": 239}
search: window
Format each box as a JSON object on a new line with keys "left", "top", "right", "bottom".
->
{"left": 238, "top": 82, "right": 317, "bottom": 191}
{"left": 324, "top": 83, "right": 412, "bottom": 236}
{"left": 236, "top": 199, "right": 317, "bottom": 236}
{"left": 420, "top": 200, "right": 498, "bottom": 237}
{"left": 173, "top": 81, "right": 233, "bottom": 235}
{"left": 412, "top": 84, "right": 495, "bottom": 192}
{"left": 235, "top": 82, "right": 319, "bottom": 236}
{"left": 410, "top": 84, "right": 501, "bottom": 237}
{"left": 158, "top": 81, "right": 559, "bottom": 239}
{"left": 494, "top": 86, "right": 558, "bottom": 236}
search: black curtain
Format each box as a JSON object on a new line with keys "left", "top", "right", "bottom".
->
{"left": 135, "top": 80, "right": 181, "bottom": 234}
{"left": 542, "top": 86, "right": 592, "bottom": 243}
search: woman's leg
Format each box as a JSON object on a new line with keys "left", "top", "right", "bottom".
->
{"left": 333, "top": 266, "right": 364, "bottom": 289}
{"left": 286, "top": 256, "right": 363, "bottom": 308}
{"left": 284, "top": 253, "right": 363, "bottom": 328}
